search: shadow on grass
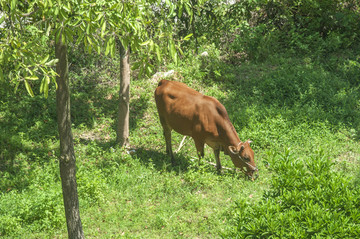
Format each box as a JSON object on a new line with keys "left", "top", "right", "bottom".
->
{"left": 129, "top": 94, "right": 150, "bottom": 131}
{"left": 0, "top": 91, "right": 59, "bottom": 192}
{"left": 131, "top": 147, "right": 192, "bottom": 174}
{"left": 132, "top": 147, "right": 247, "bottom": 178}
{"left": 71, "top": 82, "right": 150, "bottom": 139}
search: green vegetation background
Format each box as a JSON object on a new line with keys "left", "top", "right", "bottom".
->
{"left": 1, "top": 1, "right": 360, "bottom": 238}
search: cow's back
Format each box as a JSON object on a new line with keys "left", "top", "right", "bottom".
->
{"left": 154, "top": 80, "right": 227, "bottom": 140}
{"left": 155, "top": 80, "right": 202, "bottom": 136}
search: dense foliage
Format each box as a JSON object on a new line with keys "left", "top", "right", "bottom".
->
{"left": 227, "top": 149, "right": 360, "bottom": 238}
{"left": 225, "top": 0, "right": 360, "bottom": 60}
{"left": 1, "top": 0, "right": 360, "bottom": 237}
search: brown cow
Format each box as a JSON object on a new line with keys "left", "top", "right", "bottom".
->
{"left": 154, "top": 79, "right": 258, "bottom": 179}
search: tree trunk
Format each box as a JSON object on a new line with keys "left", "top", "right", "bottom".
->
{"left": 116, "top": 40, "right": 130, "bottom": 147}
{"left": 191, "top": 11, "right": 198, "bottom": 55}
{"left": 190, "top": 1, "right": 198, "bottom": 54}
{"left": 55, "top": 30, "right": 85, "bottom": 239}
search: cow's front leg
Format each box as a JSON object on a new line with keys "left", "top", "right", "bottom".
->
{"left": 213, "top": 148, "right": 222, "bottom": 171}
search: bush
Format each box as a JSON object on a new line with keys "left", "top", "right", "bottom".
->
{"left": 227, "top": 149, "right": 360, "bottom": 238}
{"left": 0, "top": 185, "right": 64, "bottom": 236}
{"left": 250, "top": 59, "right": 360, "bottom": 128}
{"left": 227, "top": 0, "right": 360, "bottom": 61}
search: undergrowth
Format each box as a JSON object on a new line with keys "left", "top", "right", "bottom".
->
{"left": 225, "top": 149, "right": 360, "bottom": 238}
{"left": 1, "top": 43, "right": 360, "bottom": 237}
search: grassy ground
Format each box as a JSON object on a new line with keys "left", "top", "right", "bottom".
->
{"left": 1, "top": 51, "right": 359, "bottom": 238}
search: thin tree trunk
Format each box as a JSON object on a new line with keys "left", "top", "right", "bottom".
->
{"left": 192, "top": 13, "right": 198, "bottom": 55}
{"left": 191, "top": 1, "right": 198, "bottom": 54}
{"left": 116, "top": 39, "right": 130, "bottom": 147}
{"left": 55, "top": 30, "right": 85, "bottom": 239}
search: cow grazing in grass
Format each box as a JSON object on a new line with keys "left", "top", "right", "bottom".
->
{"left": 154, "top": 80, "right": 258, "bottom": 179}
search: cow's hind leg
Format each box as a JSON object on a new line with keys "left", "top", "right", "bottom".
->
{"left": 194, "top": 139, "right": 205, "bottom": 166}
{"left": 158, "top": 116, "right": 175, "bottom": 164}
{"left": 163, "top": 126, "right": 175, "bottom": 164}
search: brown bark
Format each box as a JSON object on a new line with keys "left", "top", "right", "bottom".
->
{"left": 116, "top": 40, "right": 130, "bottom": 147}
{"left": 55, "top": 30, "right": 85, "bottom": 239}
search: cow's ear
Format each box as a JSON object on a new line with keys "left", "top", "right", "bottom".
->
{"left": 228, "top": 146, "right": 238, "bottom": 155}
{"left": 247, "top": 140, "right": 253, "bottom": 144}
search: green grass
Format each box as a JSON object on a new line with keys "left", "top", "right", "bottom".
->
{"left": 1, "top": 49, "right": 360, "bottom": 238}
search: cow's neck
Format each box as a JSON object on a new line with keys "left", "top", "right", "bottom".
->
{"left": 220, "top": 119, "right": 241, "bottom": 147}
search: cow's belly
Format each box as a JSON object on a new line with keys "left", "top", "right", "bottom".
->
{"left": 165, "top": 114, "right": 194, "bottom": 136}
{"left": 205, "top": 138, "right": 222, "bottom": 150}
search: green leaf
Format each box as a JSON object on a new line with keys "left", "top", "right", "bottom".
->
{"left": 177, "top": 46, "right": 184, "bottom": 56}
{"left": 95, "top": 12, "right": 103, "bottom": 22}
{"left": 183, "top": 33, "right": 193, "bottom": 41}
{"left": 46, "top": 24, "right": 52, "bottom": 36}
{"left": 40, "top": 75, "right": 51, "bottom": 98}
{"left": 40, "top": 77, "right": 45, "bottom": 93}
{"left": 67, "top": 28, "right": 74, "bottom": 43}
{"left": 184, "top": 2, "right": 192, "bottom": 16}
{"left": 45, "top": 59, "right": 59, "bottom": 66}
{"left": 0, "top": 68, "right": 3, "bottom": 81}
{"left": 40, "top": 55, "right": 50, "bottom": 65}
{"left": 59, "top": 9, "right": 68, "bottom": 21}
{"left": 44, "top": 76, "right": 49, "bottom": 98}
{"left": 87, "top": 44, "right": 92, "bottom": 54}
{"left": 62, "top": 5, "right": 70, "bottom": 12}
{"left": 55, "top": 27, "right": 62, "bottom": 43}
{"left": 101, "top": 21, "right": 106, "bottom": 38}
{"left": 105, "top": 39, "right": 111, "bottom": 56}
{"left": 11, "top": 0, "right": 17, "bottom": 11}
{"left": 52, "top": 77, "right": 58, "bottom": 90}
{"left": 25, "top": 76, "right": 39, "bottom": 80}
{"left": 178, "top": 4, "right": 183, "bottom": 18}
{"left": 54, "top": 6, "right": 59, "bottom": 16}
{"left": 110, "top": 39, "right": 115, "bottom": 58}
{"left": 0, "top": 14, "right": 5, "bottom": 25}
{"left": 146, "top": 65, "right": 153, "bottom": 75}
{"left": 87, "top": 35, "right": 92, "bottom": 46}
{"left": 61, "top": 30, "right": 66, "bottom": 43}
{"left": 140, "top": 40, "right": 151, "bottom": 46}
{"left": 169, "top": 39, "right": 177, "bottom": 64}
{"left": 168, "top": 4, "right": 175, "bottom": 18}
{"left": 24, "top": 80, "right": 34, "bottom": 97}
{"left": 131, "top": 61, "right": 141, "bottom": 70}
{"left": 150, "top": 40, "right": 155, "bottom": 51}
{"left": 110, "top": 2, "right": 119, "bottom": 10}
{"left": 155, "top": 44, "right": 161, "bottom": 62}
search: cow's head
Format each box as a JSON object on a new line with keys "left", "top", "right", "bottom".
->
{"left": 228, "top": 140, "right": 258, "bottom": 180}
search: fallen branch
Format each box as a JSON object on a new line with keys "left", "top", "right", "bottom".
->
{"left": 205, "top": 161, "right": 234, "bottom": 171}
{"left": 175, "top": 136, "right": 187, "bottom": 153}
{"left": 190, "top": 156, "right": 235, "bottom": 171}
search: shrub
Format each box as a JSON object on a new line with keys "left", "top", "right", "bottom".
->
{"left": 227, "top": 0, "right": 360, "bottom": 61}
{"left": 0, "top": 185, "right": 64, "bottom": 236}
{"left": 251, "top": 60, "right": 360, "bottom": 128}
{"left": 227, "top": 149, "right": 360, "bottom": 238}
